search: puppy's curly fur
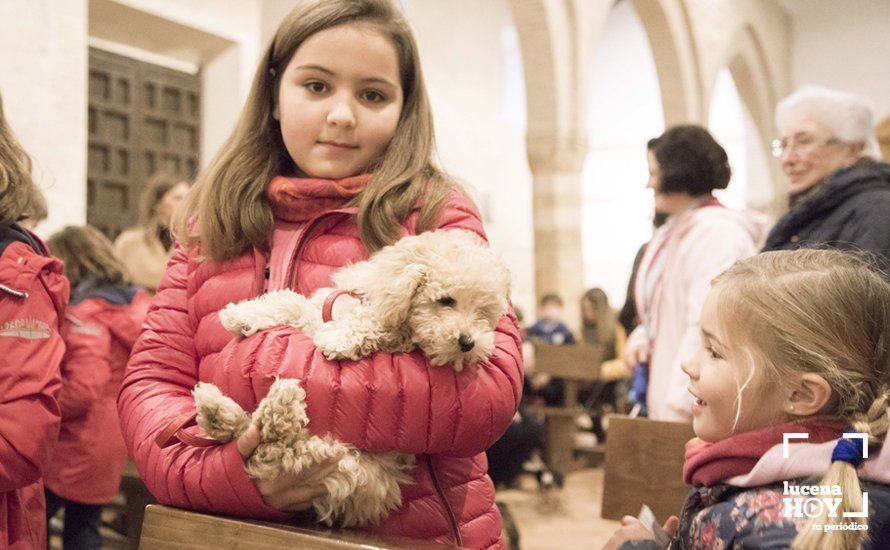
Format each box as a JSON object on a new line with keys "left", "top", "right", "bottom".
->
{"left": 218, "top": 229, "right": 512, "bottom": 371}
{"left": 206, "top": 230, "right": 511, "bottom": 527}
{"left": 193, "top": 379, "right": 414, "bottom": 527}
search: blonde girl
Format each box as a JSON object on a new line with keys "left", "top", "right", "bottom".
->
{"left": 117, "top": 1, "right": 522, "bottom": 548}
{"left": 605, "top": 249, "right": 889, "bottom": 550}
{"left": 0, "top": 89, "right": 70, "bottom": 549}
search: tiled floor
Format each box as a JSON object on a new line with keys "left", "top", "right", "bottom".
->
{"left": 496, "top": 468, "right": 621, "bottom": 550}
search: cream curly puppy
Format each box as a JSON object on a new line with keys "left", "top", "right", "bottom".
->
{"left": 196, "top": 230, "right": 511, "bottom": 527}
{"left": 193, "top": 378, "right": 414, "bottom": 527}
{"left": 218, "top": 228, "right": 512, "bottom": 372}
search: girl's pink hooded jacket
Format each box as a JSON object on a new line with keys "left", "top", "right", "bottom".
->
{"left": 117, "top": 191, "right": 522, "bottom": 549}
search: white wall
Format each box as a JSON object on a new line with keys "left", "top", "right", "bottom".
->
{"left": 709, "top": 68, "right": 749, "bottom": 211}
{"left": 787, "top": 0, "right": 890, "bottom": 123}
{"left": 0, "top": 0, "right": 89, "bottom": 236}
{"left": 581, "top": 1, "right": 663, "bottom": 308}
{"left": 404, "top": 0, "right": 536, "bottom": 316}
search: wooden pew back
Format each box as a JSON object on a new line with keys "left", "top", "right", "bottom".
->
{"left": 601, "top": 415, "right": 695, "bottom": 523}
{"left": 531, "top": 343, "right": 605, "bottom": 473}
{"left": 139, "top": 504, "right": 457, "bottom": 549}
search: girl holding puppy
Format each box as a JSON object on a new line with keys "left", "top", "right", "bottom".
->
{"left": 605, "top": 249, "right": 890, "bottom": 550}
{"left": 116, "top": 1, "right": 522, "bottom": 548}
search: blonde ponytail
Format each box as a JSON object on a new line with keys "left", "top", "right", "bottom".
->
{"left": 793, "top": 394, "right": 890, "bottom": 550}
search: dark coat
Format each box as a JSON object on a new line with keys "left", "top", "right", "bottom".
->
{"left": 762, "top": 160, "right": 890, "bottom": 274}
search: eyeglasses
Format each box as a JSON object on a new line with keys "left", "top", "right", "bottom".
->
{"left": 771, "top": 134, "right": 840, "bottom": 158}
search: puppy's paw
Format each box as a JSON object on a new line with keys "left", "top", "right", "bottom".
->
{"left": 264, "top": 378, "right": 307, "bottom": 410}
{"left": 218, "top": 302, "right": 260, "bottom": 336}
{"left": 253, "top": 378, "right": 310, "bottom": 440}
{"left": 313, "top": 323, "right": 366, "bottom": 361}
{"left": 193, "top": 383, "right": 251, "bottom": 441}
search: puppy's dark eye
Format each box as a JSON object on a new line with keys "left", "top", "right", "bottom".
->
{"left": 437, "top": 296, "right": 456, "bottom": 307}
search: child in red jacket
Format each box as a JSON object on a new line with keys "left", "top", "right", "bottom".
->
{"left": 0, "top": 90, "right": 70, "bottom": 549}
{"left": 44, "top": 226, "right": 150, "bottom": 549}
{"left": 116, "top": 1, "right": 523, "bottom": 548}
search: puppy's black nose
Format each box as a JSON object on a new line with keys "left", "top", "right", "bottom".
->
{"left": 458, "top": 335, "right": 475, "bottom": 352}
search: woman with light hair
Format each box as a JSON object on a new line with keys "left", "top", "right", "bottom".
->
{"left": 763, "top": 85, "right": 890, "bottom": 273}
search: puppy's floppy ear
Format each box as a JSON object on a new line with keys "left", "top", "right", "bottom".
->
{"left": 345, "top": 233, "right": 430, "bottom": 330}
{"left": 368, "top": 261, "right": 427, "bottom": 331}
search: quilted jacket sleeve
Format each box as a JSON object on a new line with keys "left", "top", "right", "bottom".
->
{"left": 58, "top": 310, "right": 112, "bottom": 420}
{"left": 220, "top": 194, "right": 524, "bottom": 458}
{"left": 117, "top": 245, "right": 288, "bottom": 520}
{"left": 0, "top": 244, "right": 67, "bottom": 492}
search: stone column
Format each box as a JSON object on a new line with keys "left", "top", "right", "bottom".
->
{"left": 527, "top": 132, "right": 587, "bottom": 335}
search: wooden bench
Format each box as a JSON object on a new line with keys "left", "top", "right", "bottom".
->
{"left": 139, "top": 504, "right": 457, "bottom": 549}
{"left": 601, "top": 415, "right": 695, "bottom": 522}
{"left": 532, "top": 343, "right": 604, "bottom": 474}
{"left": 120, "top": 460, "right": 156, "bottom": 548}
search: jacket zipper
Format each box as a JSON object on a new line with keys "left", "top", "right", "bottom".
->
{"left": 425, "top": 455, "right": 462, "bottom": 547}
{"left": 0, "top": 283, "right": 28, "bottom": 299}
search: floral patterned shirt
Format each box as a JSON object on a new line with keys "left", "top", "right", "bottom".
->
{"left": 619, "top": 482, "right": 804, "bottom": 550}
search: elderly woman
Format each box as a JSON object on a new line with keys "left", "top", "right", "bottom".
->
{"left": 113, "top": 173, "right": 188, "bottom": 293}
{"left": 624, "top": 125, "right": 761, "bottom": 422}
{"left": 764, "top": 85, "right": 890, "bottom": 272}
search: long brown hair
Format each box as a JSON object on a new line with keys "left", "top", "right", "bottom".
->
{"left": 47, "top": 225, "right": 130, "bottom": 289}
{"left": 711, "top": 250, "right": 889, "bottom": 549}
{"left": 0, "top": 90, "right": 39, "bottom": 230}
{"left": 173, "top": 0, "right": 457, "bottom": 262}
{"left": 581, "top": 288, "right": 617, "bottom": 357}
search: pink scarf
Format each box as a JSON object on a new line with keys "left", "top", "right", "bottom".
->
{"left": 266, "top": 174, "right": 372, "bottom": 222}
{"left": 682, "top": 418, "right": 847, "bottom": 487}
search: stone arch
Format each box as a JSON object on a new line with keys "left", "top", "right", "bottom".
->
{"left": 505, "top": 0, "right": 612, "bottom": 330}
{"left": 705, "top": 23, "right": 785, "bottom": 212}
{"left": 630, "top": 0, "right": 703, "bottom": 125}
{"left": 707, "top": 24, "right": 777, "bottom": 145}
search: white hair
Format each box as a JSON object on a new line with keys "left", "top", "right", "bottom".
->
{"left": 775, "top": 84, "right": 881, "bottom": 159}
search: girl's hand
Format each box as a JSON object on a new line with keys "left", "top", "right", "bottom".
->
{"left": 624, "top": 340, "right": 650, "bottom": 370}
{"left": 236, "top": 424, "right": 341, "bottom": 512}
{"left": 602, "top": 515, "right": 679, "bottom": 550}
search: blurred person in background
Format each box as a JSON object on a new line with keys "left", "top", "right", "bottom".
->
{"left": 576, "top": 288, "right": 628, "bottom": 444}
{"left": 618, "top": 210, "right": 669, "bottom": 336}
{"left": 764, "top": 84, "right": 890, "bottom": 274}
{"left": 624, "top": 125, "right": 761, "bottom": 421}
{"left": 44, "top": 225, "right": 150, "bottom": 550}
{"left": 113, "top": 172, "right": 189, "bottom": 293}
{"left": 527, "top": 293, "right": 576, "bottom": 406}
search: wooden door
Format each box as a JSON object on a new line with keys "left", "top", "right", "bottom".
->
{"left": 87, "top": 47, "right": 200, "bottom": 240}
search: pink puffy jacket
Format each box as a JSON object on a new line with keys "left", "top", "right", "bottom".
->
{"left": 117, "top": 192, "right": 523, "bottom": 549}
